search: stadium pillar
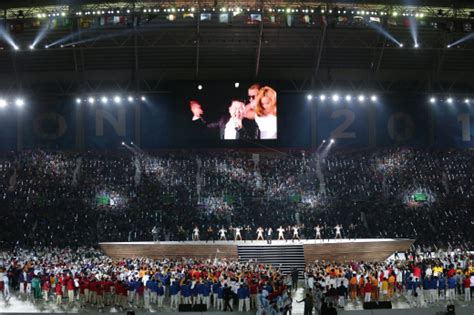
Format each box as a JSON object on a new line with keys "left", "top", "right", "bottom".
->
{"left": 368, "top": 103, "right": 376, "bottom": 148}
{"left": 16, "top": 108, "right": 23, "bottom": 151}
{"left": 71, "top": 14, "right": 85, "bottom": 152}
{"left": 132, "top": 4, "right": 141, "bottom": 146}
{"left": 195, "top": 0, "right": 201, "bottom": 78}
{"left": 312, "top": 18, "right": 327, "bottom": 85}
{"left": 254, "top": 0, "right": 264, "bottom": 78}
{"left": 310, "top": 101, "right": 317, "bottom": 150}
{"left": 75, "top": 99, "right": 85, "bottom": 151}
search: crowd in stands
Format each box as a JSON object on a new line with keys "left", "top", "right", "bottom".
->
{"left": 0, "top": 148, "right": 473, "bottom": 249}
{"left": 0, "top": 247, "right": 292, "bottom": 314}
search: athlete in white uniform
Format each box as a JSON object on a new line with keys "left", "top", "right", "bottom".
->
{"left": 277, "top": 226, "right": 285, "bottom": 241}
{"left": 292, "top": 225, "right": 300, "bottom": 241}
{"left": 256, "top": 227, "right": 264, "bottom": 241}
{"left": 234, "top": 227, "right": 242, "bottom": 241}
{"left": 335, "top": 224, "right": 342, "bottom": 239}
{"left": 193, "top": 226, "right": 200, "bottom": 241}
{"left": 314, "top": 225, "right": 321, "bottom": 240}
{"left": 218, "top": 227, "right": 227, "bottom": 240}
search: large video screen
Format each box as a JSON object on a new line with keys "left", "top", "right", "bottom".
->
{"left": 187, "top": 83, "right": 278, "bottom": 140}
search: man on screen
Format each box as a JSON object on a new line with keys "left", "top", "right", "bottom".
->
{"left": 189, "top": 99, "right": 260, "bottom": 140}
{"left": 244, "top": 83, "right": 260, "bottom": 119}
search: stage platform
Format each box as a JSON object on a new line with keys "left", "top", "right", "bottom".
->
{"left": 99, "top": 238, "right": 414, "bottom": 263}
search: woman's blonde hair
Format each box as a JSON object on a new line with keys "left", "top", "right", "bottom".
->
{"left": 255, "top": 86, "right": 277, "bottom": 117}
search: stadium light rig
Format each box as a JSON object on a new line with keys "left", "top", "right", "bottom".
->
{"left": 76, "top": 94, "right": 148, "bottom": 105}
{"left": 446, "top": 33, "right": 474, "bottom": 50}
{"left": 0, "top": 97, "right": 27, "bottom": 109}
{"left": 307, "top": 94, "right": 313, "bottom": 101}
{"left": 0, "top": 25, "right": 20, "bottom": 51}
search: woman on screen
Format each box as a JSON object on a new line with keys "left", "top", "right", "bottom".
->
{"left": 255, "top": 86, "right": 277, "bottom": 139}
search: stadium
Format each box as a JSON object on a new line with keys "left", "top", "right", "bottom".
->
{"left": 0, "top": 0, "right": 473, "bottom": 314}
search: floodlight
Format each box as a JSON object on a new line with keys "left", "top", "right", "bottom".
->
{"left": 15, "top": 98, "right": 25, "bottom": 107}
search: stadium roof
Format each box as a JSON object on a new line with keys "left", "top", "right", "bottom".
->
{"left": 0, "top": 0, "right": 473, "bottom": 95}
{"left": 1, "top": 0, "right": 474, "bottom": 8}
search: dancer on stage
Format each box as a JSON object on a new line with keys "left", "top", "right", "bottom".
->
{"left": 292, "top": 225, "right": 300, "bottom": 241}
{"left": 233, "top": 226, "right": 243, "bottom": 241}
{"left": 218, "top": 226, "right": 227, "bottom": 241}
{"left": 266, "top": 227, "right": 273, "bottom": 244}
{"left": 314, "top": 225, "right": 321, "bottom": 240}
{"left": 244, "top": 225, "right": 252, "bottom": 242}
{"left": 206, "top": 226, "right": 214, "bottom": 242}
{"left": 286, "top": 225, "right": 293, "bottom": 240}
{"left": 152, "top": 226, "right": 159, "bottom": 242}
{"left": 193, "top": 226, "right": 200, "bottom": 241}
{"left": 335, "top": 224, "right": 342, "bottom": 239}
{"left": 277, "top": 226, "right": 285, "bottom": 241}
{"left": 256, "top": 227, "right": 264, "bottom": 241}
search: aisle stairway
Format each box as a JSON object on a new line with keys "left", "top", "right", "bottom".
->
{"left": 237, "top": 243, "right": 305, "bottom": 278}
